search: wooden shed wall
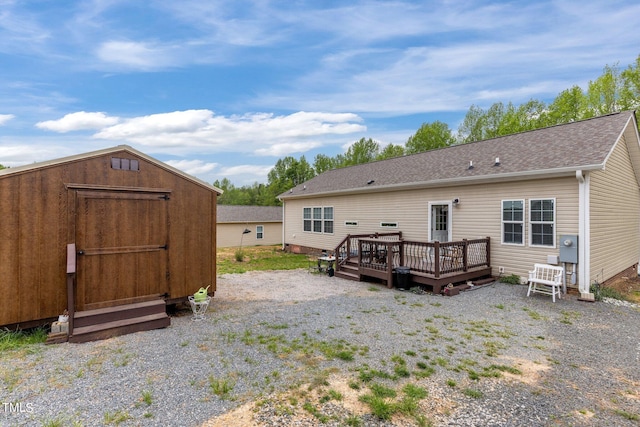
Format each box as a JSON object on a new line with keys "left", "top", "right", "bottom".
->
{"left": 0, "top": 149, "right": 217, "bottom": 327}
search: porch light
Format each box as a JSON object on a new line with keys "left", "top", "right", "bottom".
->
{"left": 453, "top": 198, "right": 460, "bottom": 205}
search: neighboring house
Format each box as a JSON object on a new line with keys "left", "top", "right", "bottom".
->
{"left": 279, "top": 111, "right": 640, "bottom": 297}
{"left": 217, "top": 205, "right": 283, "bottom": 247}
{"left": 0, "top": 145, "right": 221, "bottom": 342}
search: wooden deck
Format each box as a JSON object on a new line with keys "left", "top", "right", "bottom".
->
{"left": 334, "top": 233, "right": 492, "bottom": 294}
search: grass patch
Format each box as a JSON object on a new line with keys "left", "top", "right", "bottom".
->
{"left": 463, "top": 388, "right": 483, "bottom": 399}
{"left": 0, "top": 327, "right": 47, "bottom": 353}
{"left": 209, "top": 375, "right": 235, "bottom": 399}
{"left": 217, "top": 245, "right": 309, "bottom": 274}
{"left": 103, "top": 410, "right": 132, "bottom": 425}
{"left": 500, "top": 274, "right": 521, "bottom": 284}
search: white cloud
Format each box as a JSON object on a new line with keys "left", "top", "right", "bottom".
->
{"left": 0, "top": 114, "right": 15, "bottom": 125}
{"left": 36, "top": 111, "right": 120, "bottom": 132}
{"left": 91, "top": 109, "right": 365, "bottom": 156}
{"left": 164, "top": 159, "right": 219, "bottom": 176}
{"left": 96, "top": 40, "right": 179, "bottom": 71}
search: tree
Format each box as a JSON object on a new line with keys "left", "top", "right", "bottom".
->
{"left": 313, "top": 153, "right": 340, "bottom": 175}
{"left": 377, "top": 143, "right": 405, "bottom": 160}
{"left": 0, "top": 164, "right": 6, "bottom": 170}
{"left": 546, "top": 86, "right": 587, "bottom": 124}
{"left": 457, "top": 105, "right": 487, "bottom": 143}
{"left": 267, "top": 155, "right": 315, "bottom": 197}
{"left": 586, "top": 63, "right": 621, "bottom": 117}
{"left": 405, "top": 121, "right": 455, "bottom": 154}
{"left": 621, "top": 54, "right": 640, "bottom": 110}
{"left": 342, "top": 137, "right": 381, "bottom": 166}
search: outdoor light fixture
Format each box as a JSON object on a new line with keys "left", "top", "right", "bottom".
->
{"left": 453, "top": 198, "right": 460, "bottom": 205}
{"left": 240, "top": 228, "right": 252, "bottom": 249}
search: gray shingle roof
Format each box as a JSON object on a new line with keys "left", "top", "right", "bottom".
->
{"left": 217, "top": 205, "right": 282, "bottom": 223}
{"left": 280, "top": 111, "right": 637, "bottom": 199}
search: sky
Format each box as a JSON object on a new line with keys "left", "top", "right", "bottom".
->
{"left": 1, "top": 1, "right": 639, "bottom": 186}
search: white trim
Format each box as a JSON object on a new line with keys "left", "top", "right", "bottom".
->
{"left": 428, "top": 201, "right": 453, "bottom": 242}
{"left": 501, "top": 199, "right": 525, "bottom": 246}
{"left": 577, "top": 171, "right": 590, "bottom": 293}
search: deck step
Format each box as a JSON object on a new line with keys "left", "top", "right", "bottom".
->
{"left": 335, "top": 270, "right": 361, "bottom": 281}
{"left": 69, "top": 299, "right": 170, "bottom": 343}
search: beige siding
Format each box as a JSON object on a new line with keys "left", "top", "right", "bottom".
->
{"left": 589, "top": 135, "right": 640, "bottom": 283}
{"left": 217, "top": 222, "right": 282, "bottom": 247}
{"left": 283, "top": 176, "right": 579, "bottom": 281}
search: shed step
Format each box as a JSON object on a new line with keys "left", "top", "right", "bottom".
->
{"left": 69, "top": 312, "right": 170, "bottom": 343}
{"left": 74, "top": 299, "right": 166, "bottom": 328}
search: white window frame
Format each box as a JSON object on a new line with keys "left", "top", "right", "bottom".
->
{"left": 529, "top": 198, "right": 556, "bottom": 247}
{"left": 303, "top": 206, "right": 334, "bottom": 234}
{"left": 501, "top": 199, "right": 525, "bottom": 246}
{"left": 256, "top": 225, "right": 264, "bottom": 239}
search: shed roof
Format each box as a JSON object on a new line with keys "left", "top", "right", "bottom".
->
{"left": 280, "top": 111, "right": 639, "bottom": 199}
{"left": 0, "top": 145, "right": 223, "bottom": 194}
{"left": 217, "top": 205, "right": 283, "bottom": 223}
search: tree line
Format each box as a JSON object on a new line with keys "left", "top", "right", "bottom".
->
{"left": 216, "top": 55, "right": 638, "bottom": 206}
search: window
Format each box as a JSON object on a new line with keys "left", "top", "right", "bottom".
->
{"left": 256, "top": 225, "right": 264, "bottom": 239}
{"left": 323, "top": 207, "right": 334, "bottom": 234}
{"left": 502, "top": 200, "right": 524, "bottom": 245}
{"left": 380, "top": 222, "right": 398, "bottom": 228}
{"left": 303, "top": 206, "right": 333, "bottom": 234}
{"left": 530, "top": 199, "right": 555, "bottom": 246}
{"left": 111, "top": 157, "right": 139, "bottom": 171}
{"left": 345, "top": 220, "right": 359, "bottom": 227}
{"left": 303, "top": 208, "right": 312, "bottom": 232}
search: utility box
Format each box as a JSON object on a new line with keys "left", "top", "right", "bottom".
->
{"left": 559, "top": 235, "right": 578, "bottom": 264}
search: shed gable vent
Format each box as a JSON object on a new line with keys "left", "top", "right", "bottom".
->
{"left": 111, "top": 157, "right": 140, "bottom": 171}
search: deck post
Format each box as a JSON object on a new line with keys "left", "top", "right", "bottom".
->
{"left": 434, "top": 241, "right": 441, "bottom": 278}
{"left": 463, "top": 239, "right": 469, "bottom": 272}
{"left": 386, "top": 241, "right": 393, "bottom": 288}
{"left": 486, "top": 236, "right": 491, "bottom": 267}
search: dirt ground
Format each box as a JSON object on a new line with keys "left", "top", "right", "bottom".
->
{"left": 604, "top": 274, "right": 640, "bottom": 303}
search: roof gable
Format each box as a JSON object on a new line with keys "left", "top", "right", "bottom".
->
{"left": 0, "top": 145, "right": 222, "bottom": 194}
{"left": 217, "top": 205, "right": 282, "bottom": 223}
{"left": 280, "top": 111, "right": 638, "bottom": 199}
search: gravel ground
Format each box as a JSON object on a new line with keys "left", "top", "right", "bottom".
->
{"left": 1, "top": 269, "right": 639, "bottom": 427}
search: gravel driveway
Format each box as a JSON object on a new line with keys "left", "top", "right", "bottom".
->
{"left": 1, "top": 269, "right": 639, "bottom": 426}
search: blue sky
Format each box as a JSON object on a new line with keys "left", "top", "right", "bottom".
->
{"left": 1, "top": 1, "right": 639, "bottom": 186}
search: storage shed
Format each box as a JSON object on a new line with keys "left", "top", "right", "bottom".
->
{"left": 0, "top": 145, "right": 221, "bottom": 341}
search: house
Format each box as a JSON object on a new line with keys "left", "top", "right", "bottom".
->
{"left": 0, "top": 145, "right": 221, "bottom": 341}
{"left": 278, "top": 111, "right": 640, "bottom": 298}
{"left": 217, "top": 205, "right": 283, "bottom": 247}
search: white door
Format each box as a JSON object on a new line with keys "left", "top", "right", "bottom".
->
{"left": 429, "top": 202, "right": 451, "bottom": 242}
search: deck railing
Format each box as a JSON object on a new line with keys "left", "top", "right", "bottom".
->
{"left": 337, "top": 235, "right": 491, "bottom": 285}
{"left": 334, "top": 232, "right": 402, "bottom": 271}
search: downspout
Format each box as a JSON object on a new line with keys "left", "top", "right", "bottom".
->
{"left": 280, "top": 200, "right": 286, "bottom": 251}
{"left": 576, "top": 170, "right": 592, "bottom": 297}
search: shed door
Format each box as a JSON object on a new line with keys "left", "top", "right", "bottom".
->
{"left": 75, "top": 190, "right": 169, "bottom": 311}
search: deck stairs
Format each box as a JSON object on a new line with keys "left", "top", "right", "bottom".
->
{"left": 69, "top": 299, "right": 170, "bottom": 343}
{"left": 334, "top": 257, "right": 361, "bottom": 282}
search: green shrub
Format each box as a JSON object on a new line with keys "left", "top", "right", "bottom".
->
{"left": 500, "top": 274, "right": 521, "bottom": 285}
